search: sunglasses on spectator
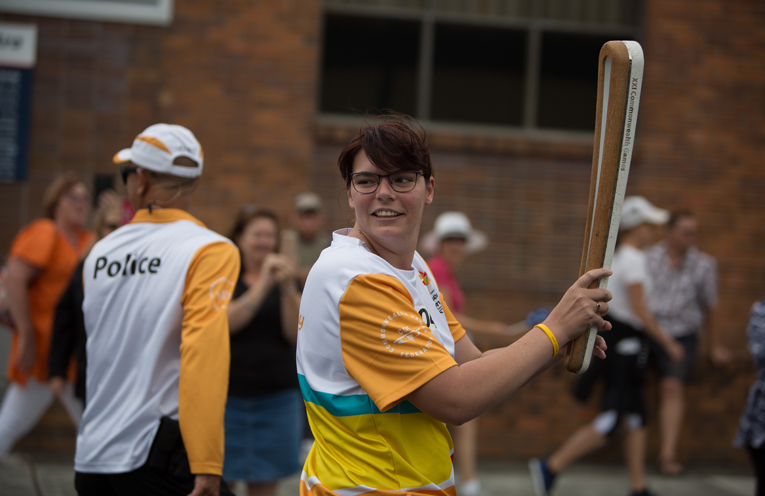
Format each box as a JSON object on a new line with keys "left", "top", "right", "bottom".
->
{"left": 120, "top": 166, "right": 138, "bottom": 185}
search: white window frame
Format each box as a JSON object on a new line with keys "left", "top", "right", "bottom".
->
{"left": 0, "top": 0, "right": 174, "bottom": 26}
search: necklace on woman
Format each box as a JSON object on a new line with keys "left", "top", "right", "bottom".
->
{"left": 355, "top": 227, "right": 380, "bottom": 257}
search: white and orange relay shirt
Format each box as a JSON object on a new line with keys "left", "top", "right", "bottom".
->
{"left": 75, "top": 209, "right": 239, "bottom": 476}
{"left": 296, "top": 229, "right": 466, "bottom": 496}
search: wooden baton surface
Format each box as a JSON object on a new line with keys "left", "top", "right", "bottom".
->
{"left": 565, "top": 41, "right": 644, "bottom": 374}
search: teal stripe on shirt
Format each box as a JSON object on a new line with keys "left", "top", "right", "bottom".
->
{"left": 298, "top": 374, "right": 421, "bottom": 417}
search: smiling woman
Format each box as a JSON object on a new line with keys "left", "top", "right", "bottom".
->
{"left": 295, "top": 113, "right": 613, "bottom": 496}
{"left": 0, "top": 172, "right": 93, "bottom": 458}
{"left": 337, "top": 117, "right": 435, "bottom": 270}
{"left": 223, "top": 207, "right": 303, "bottom": 496}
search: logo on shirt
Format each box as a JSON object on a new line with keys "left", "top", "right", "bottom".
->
{"left": 394, "top": 326, "right": 420, "bottom": 344}
{"left": 378, "top": 307, "right": 438, "bottom": 358}
{"left": 209, "top": 277, "right": 235, "bottom": 311}
{"left": 418, "top": 271, "right": 430, "bottom": 286}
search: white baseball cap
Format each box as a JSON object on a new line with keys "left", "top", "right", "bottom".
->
{"left": 113, "top": 124, "right": 204, "bottom": 178}
{"left": 420, "top": 211, "right": 488, "bottom": 255}
{"left": 619, "top": 196, "right": 670, "bottom": 231}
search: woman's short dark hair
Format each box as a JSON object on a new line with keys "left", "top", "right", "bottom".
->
{"left": 337, "top": 113, "right": 433, "bottom": 187}
{"left": 42, "top": 172, "right": 87, "bottom": 220}
{"left": 228, "top": 206, "right": 281, "bottom": 252}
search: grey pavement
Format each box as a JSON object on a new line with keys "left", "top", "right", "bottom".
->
{"left": 0, "top": 453, "right": 755, "bottom": 496}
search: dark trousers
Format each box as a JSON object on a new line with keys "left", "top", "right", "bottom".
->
{"left": 749, "top": 445, "right": 765, "bottom": 496}
{"left": 76, "top": 417, "right": 234, "bottom": 496}
{"left": 75, "top": 466, "right": 235, "bottom": 496}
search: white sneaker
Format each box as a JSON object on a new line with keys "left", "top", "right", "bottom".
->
{"left": 299, "top": 438, "right": 314, "bottom": 462}
{"left": 461, "top": 478, "right": 483, "bottom": 496}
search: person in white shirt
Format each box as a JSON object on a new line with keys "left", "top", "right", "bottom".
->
{"left": 530, "top": 196, "right": 683, "bottom": 496}
{"left": 74, "top": 124, "right": 239, "bottom": 496}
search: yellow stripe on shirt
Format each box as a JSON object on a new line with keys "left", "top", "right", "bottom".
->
{"left": 179, "top": 241, "right": 240, "bottom": 475}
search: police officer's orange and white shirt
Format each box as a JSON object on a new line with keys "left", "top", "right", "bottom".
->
{"left": 296, "top": 229, "right": 466, "bottom": 495}
{"left": 75, "top": 209, "right": 239, "bottom": 476}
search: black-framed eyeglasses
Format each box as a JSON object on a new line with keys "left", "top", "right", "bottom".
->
{"left": 349, "top": 170, "right": 422, "bottom": 194}
{"left": 120, "top": 166, "right": 138, "bottom": 185}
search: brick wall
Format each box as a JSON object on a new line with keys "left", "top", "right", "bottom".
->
{"left": 3, "top": 0, "right": 764, "bottom": 467}
{"left": 0, "top": 0, "right": 320, "bottom": 244}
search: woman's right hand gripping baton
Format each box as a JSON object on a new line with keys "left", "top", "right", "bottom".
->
{"left": 542, "top": 268, "right": 613, "bottom": 364}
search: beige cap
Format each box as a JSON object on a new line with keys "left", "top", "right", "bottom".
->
{"left": 294, "top": 192, "right": 323, "bottom": 213}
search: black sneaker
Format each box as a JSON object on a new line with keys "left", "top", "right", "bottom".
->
{"left": 528, "top": 458, "right": 555, "bottom": 496}
{"left": 630, "top": 489, "right": 658, "bottom": 496}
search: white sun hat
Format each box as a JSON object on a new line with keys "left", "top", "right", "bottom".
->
{"left": 113, "top": 123, "right": 204, "bottom": 178}
{"left": 619, "top": 196, "right": 670, "bottom": 231}
{"left": 420, "top": 211, "right": 488, "bottom": 256}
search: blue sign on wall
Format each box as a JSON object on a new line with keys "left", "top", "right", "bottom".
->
{"left": 0, "top": 66, "right": 32, "bottom": 182}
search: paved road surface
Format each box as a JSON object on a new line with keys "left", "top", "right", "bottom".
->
{"left": 0, "top": 453, "right": 754, "bottom": 496}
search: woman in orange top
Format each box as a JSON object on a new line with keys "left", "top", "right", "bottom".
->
{"left": 0, "top": 172, "right": 94, "bottom": 458}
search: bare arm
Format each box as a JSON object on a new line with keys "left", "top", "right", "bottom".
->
{"left": 706, "top": 306, "right": 731, "bottom": 366}
{"left": 454, "top": 313, "right": 510, "bottom": 336}
{"left": 409, "top": 324, "right": 605, "bottom": 425}
{"left": 452, "top": 331, "right": 593, "bottom": 392}
{"left": 227, "top": 254, "right": 288, "bottom": 334}
{"left": 227, "top": 279, "right": 272, "bottom": 334}
{"left": 272, "top": 255, "right": 300, "bottom": 344}
{"left": 6, "top": 257, "right": 41, "bottom": 373}
{"left": 279, "top": 284, "right": 300, "bottom": 345}
{"left": 440, "top": 285, "right": 508, "bottom": 336}
{"left": 407, "top": 268, "right": 613, "bottom": 426}
{"left": 228, "top": 254, "right": 301, "bottom": 341}
{"left": 627, "top": 283, "right": 684, "bottom": 363}
{"left": 297, "top": 266, "right": 311, "bottom": 288}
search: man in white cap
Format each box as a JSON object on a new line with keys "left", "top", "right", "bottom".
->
{"left": 74, "top": 124, "right": 239, "bottom": 496}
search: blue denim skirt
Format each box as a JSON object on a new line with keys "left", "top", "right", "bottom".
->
{"left": 223, "top": 389, "right": 303, "bottom": 482}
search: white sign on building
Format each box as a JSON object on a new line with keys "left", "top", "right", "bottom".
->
{"left": 0, "top": 0, "right": 173, "bottom": 26}
{"left": 0, "top": 23, "right": 37, "bottom": 69}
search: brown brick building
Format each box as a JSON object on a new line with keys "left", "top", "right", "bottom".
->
{"left": 0, "top": 0, "right": 763, "bottom": 467}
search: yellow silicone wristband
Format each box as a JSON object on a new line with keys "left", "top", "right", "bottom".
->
{"left": 534, "top": 324, "right": 559, "bottom": 357}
